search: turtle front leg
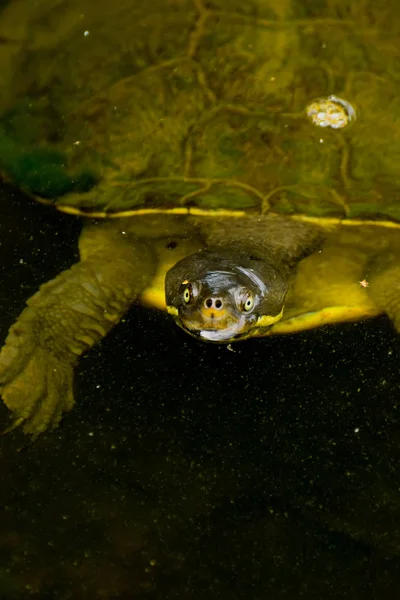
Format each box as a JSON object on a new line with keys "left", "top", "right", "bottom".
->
{"left": 0, "top": 239, "right": 154, "bottom": 436}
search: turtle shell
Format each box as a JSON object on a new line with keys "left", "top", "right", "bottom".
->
{"left": 1, "top": 0, "right": 400, "bottom": 220}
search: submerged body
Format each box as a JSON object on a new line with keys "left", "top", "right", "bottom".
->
{"left": 0, "top": 210, "right": 399, "bottom": 436}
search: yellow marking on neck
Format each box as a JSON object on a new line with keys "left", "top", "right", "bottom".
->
{"left": 256, "top": 306, "right": 284, "bottom": 328}
{"left": 267, "top": 305, "right": 380, "bottom": 335}
{"left": 166, "top": 305, "right": 179, "bottom": 316}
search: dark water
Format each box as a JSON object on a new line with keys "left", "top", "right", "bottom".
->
{"left": 2, "top": 193, "right": 400, "bottom": 598}
{"left": 1, "top": 0, "right": 400, "bottom": 598}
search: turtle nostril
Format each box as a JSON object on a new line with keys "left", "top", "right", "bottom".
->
{"left": 204, "top": 298, "right": 224, "bottom": 310}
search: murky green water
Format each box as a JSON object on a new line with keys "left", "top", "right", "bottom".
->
{"left": 1, "top": 0, "right": 400, "bottom": 597}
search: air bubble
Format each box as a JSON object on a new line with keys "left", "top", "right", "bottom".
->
{"left": 306, "top": 95, "right": 356, "bottom": 129}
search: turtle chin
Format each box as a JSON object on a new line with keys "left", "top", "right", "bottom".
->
{"left": 177, "top": 311, "right": 257, "bottom": 343}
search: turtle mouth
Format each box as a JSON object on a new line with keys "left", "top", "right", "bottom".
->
{"left": 175, "top": 306, "right": 257, "bottom": 343}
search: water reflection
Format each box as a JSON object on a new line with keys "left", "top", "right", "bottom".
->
{"left": 0, "top": 0, "right": 400, "bottom": 597}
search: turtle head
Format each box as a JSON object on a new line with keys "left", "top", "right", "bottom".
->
{"left": 165, "top": 249, "right": 287, "bottom": 343}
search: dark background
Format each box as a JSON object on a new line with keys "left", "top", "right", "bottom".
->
{"left": 0, "top": 183, "right": 399, "bottom": 598}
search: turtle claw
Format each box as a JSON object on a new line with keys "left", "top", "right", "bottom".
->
{"left": 1, "top": 418, "right": 38, "bottom": 450}
{"left": 2, "top": 419, "right": 37, "bottom": 451}
{"left": 2, "top": 417, "right": 25, "bottom": 435}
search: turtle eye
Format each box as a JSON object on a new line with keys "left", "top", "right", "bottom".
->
{"left": 183, "top": 285, "right": 192, "bottom": 304}
{"left": 241, "top": 292, "right": 254, "bottom": 312}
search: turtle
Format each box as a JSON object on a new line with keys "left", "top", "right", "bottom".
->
{"left": 1, "top": 0, "right": 400, "bottom": 436}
